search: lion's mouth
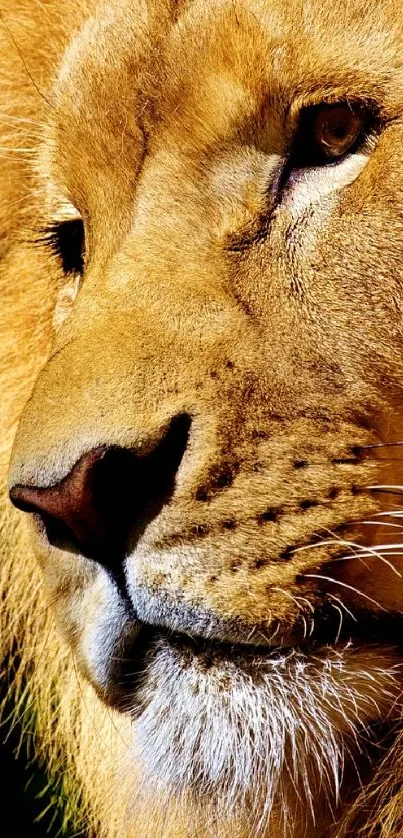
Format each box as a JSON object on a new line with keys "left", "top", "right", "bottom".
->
{"left": 17, "top": 496, "right": 403, "bottom": 711}
{"left": 102, "top": 601, "right": 403, "bottom": 713}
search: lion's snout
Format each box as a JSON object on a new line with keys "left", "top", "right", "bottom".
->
{"left": 7, "top": 303, "right": 387, "bottom": 657}
{"left": 7, "top": 311, "right": 383, "bottom": 651}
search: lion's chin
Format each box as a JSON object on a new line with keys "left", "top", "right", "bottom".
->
{"left": 121, "top": 635, "right": 402, "bottom": 831}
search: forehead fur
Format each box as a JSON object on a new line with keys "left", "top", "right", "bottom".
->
{"left": 43, "top": 0, "right": 403, "bottom": 248}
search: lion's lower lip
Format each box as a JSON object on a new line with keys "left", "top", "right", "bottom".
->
{"left": 102, "top": 623, "right": 326, "bottom": 713}
{"left": 102, "top": 604, "right": 403, "bottom": 713}
{"left": 101, "top": 620, "right": 295, "bottom": 712}
{"left": 105, "top": 625, "right": 286, "bottom": 713}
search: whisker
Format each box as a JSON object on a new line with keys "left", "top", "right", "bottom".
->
{"left": 327, "top": 595, "right": 357, "bottom": 623}
{"left": 0, "top": 144, "right": 35, "bottom": 152}
{"left": 367, "top": 484, "right": 403, "bottom": 496}
{"left": 0, "top": 10, "right": 53, "bottom": 109}
{"left": 302, "top": 574, "right": 387, "bottom": 611}
{"left": 370, "top": 509, "right": 403, "bottom": 519}
{"left": 330, "top": 603, "right": 343, "bottom": 645}
{"left": 358, "top": 441, "right": 403, "bottom": 450}
{"left": 292, "top": 538, "right": 344, "bottom": 555}
{"left": 292, "top": 537, "right": 376, "bottom": 556}
{"left": 360, "top": 520, "right": 403, "bottom": 529}
{"left": 358, "top": 456, "right": 403, "bottom": 463}
{"left": 330, "top": 552, "right": 402, "bottom": 577}
{"left": 0, "top": 112, "right": 46, "bottom": 125}
{"left": 272, "top": 586, "right": 314, "bottom": 613}
{"left": 268, "top": 621, "right": 280, "bottom": 643}
{"left": 315, "top": 528, "right": 374, "bottom": 569}
{"left": 292, "top": 537, "right": 403, "bottom": 576}
{"left": 2, "top": 186, "right": 47, "bottom": 212}
{"left": 356, "top": 541, "right": 403, "bottom": 551}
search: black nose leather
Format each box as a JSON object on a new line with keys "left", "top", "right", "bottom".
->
{"left": 9, "top": 415, "right": 190, "bottom": 564}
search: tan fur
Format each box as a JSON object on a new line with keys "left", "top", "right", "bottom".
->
{"left": 3, "top": 1, "right": 403, "bottom": 836}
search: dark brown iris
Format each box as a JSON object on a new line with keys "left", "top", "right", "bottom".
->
{"left": 311, "top": 104, "right": 365, "bottom": 160}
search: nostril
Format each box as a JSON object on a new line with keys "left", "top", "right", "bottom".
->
{"left": 10, "top": 446, "right": 114, "bottom": 557}
{"left": 9, "top": 413, "right": 191, "bottom": 567}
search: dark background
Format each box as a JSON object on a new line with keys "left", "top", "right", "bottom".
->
{"left": 1, "top": 687, "right": 74, "bottom": 837}
{"left": 1, "top": 729, "right": 68, "bottom": 836}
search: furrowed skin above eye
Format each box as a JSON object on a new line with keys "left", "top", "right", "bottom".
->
{"left": 40, "top": 217, "right": 85, "bottom": 275}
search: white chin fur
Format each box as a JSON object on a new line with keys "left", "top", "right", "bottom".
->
{"left": 129, "top": 640, "right": 402, "bottom": 834}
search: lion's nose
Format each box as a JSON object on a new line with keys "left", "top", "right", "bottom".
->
{"left": 9, "top": 415, "right": 190, "bottom": 565}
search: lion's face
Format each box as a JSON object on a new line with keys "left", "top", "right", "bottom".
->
{"left": 7, "top": 0, "right": 403, "bottom": 829}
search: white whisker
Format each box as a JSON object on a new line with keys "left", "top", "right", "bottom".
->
{"left": 331, "top": 552, "right": 402, "bottom": 578}
{"left": 330, "top": 604, "right": 343, "bottom": 645}
{"left": 327, "top": 595, "right": 357, "bottom": 623}
{"left": 360, "top": 520, "right": 403, "bottom": 529}
{"left": 372, "top": 510, "right": 403, "bottom": 518}
{"left": 367, "top": 484, "right": 403, "bottom": 492}
{"left": 272, "top": 586, "right": 315, "bottom": 613}
{"left": 302, "top": 574, "right": 387, "bottom": 611}
{"left": 292, "top": 537, "right": 403, "bottom": 577}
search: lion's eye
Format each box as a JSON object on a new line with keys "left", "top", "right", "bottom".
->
{"left": 41, "top": 218, "right": 85, "bottom": 276}
{"left": 293, "top": 103, "right": 370, "bottom": 167}
{"left": 312, "top": 106, "right": 364, "bottom": 158}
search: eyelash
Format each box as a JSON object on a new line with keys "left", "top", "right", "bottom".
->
{"left": 37, "top": 218, "right": 85, "bottom": 276}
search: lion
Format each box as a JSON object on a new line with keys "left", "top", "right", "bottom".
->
{"left": 3, "top": 0, "right": 403, "bottom": 835}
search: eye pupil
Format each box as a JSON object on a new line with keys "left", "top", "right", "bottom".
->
{"left": 333, "top": 125, "right": 347, "bottom": 139}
